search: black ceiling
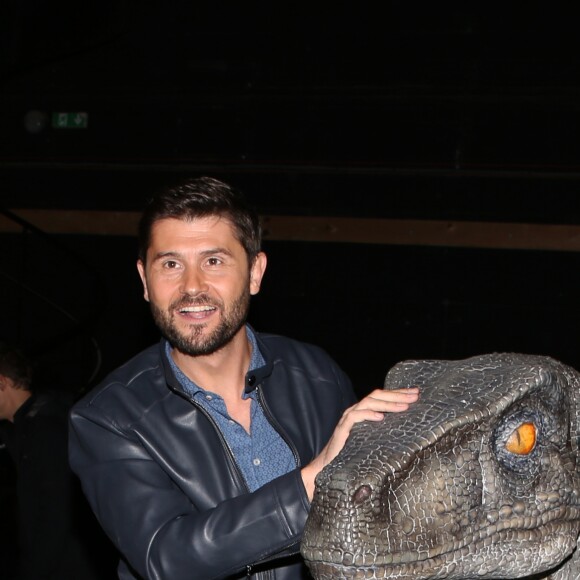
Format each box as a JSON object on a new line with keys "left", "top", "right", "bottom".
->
{"left": 2, "top": 2, "right": 580, "bottom": 218}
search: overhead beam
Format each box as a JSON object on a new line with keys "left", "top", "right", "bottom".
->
{"left": 1, "top": 209, "right": 580, "bottom": 252}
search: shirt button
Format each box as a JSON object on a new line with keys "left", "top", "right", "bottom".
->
{"left": 205, "top": 395, "right": 213, "bottom": 401}
{"left": 253, "top": 458, "right": 261, "bottom": 466}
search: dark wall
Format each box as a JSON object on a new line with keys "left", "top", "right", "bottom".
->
{"left": 2, "top": 229, "right": 578, "bottom": 400}
{"left": 257, "top": 241, "right": 580, "bottom": 393}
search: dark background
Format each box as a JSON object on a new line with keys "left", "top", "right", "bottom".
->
{"left": 1, "top": 1, "right": 580, "bottom": 395}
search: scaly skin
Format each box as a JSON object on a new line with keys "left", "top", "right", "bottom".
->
{"left": 302, "top": 354, "right": 580, "bottom": 580}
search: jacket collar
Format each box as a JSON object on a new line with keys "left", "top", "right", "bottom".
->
{"left": 244, "top": 327, "right": 274, "bottom": 394}
{"left": 13, "top": 392, "right": 36, "bottom": 422}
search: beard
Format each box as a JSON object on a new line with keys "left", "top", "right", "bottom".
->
{"left": 150, "top": 288, "right": 251, "bottom": 357}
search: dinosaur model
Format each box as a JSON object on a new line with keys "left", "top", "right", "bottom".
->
{"left": 302, "top": 353, "right": 580, "bottom": 579}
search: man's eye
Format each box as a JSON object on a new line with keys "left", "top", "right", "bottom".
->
{"left": 206, "top": 257, "right": 222, "bottom": 266}
{"left": 163, "top": 260, "right": 179, "bottom": 269}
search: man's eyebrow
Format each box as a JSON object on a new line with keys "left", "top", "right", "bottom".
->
{"left": 199, "top": 247, "right": 234, "bottom": 257}
{"left": 151, "top": 251, "right": 182, "bottom": 262}
{"left": 151, "top": 248, "right": 234, "bottom": 261}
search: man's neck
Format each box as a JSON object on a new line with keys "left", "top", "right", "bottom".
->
{"left": 170, "top": 329, "right": 252, "bottom": 400}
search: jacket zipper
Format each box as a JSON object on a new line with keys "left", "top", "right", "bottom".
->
{"left": 169, "top": 386, "right": 250, "bottom": 493}
{"left": 253, "top": 385, "right": 304, "bottom": 564}
{"left": 256, "top": 386, "right": 301, "bottom": 469}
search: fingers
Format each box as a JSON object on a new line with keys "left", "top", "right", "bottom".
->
{"left": 301, "top": 387, "right": 420, "bottom": 500}
{"left": 329, "top": 388, "right": 419, "bottom": 460}
{"left": 343, "top": 387, "right": 420, "bottom": 421}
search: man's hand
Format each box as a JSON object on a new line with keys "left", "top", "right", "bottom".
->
{"left": 301, "top": 387, "right": 419, "bottom": 500}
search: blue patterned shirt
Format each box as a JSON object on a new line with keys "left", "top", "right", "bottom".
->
{"left": 166, "top": 328, "right": 296, "bottom": 491}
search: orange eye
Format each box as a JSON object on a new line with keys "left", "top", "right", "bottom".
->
{"left": 505, "top": 422, "right": 536, "bottom": 455}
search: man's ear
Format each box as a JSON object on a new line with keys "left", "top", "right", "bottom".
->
{"left": 0, "top": 376, "right": 11, "bottom": 391}
{"left": 249, "top": 252, "right": 267, "bottom": 296}
{"left": 137, "top": 260, "right": 150, "bottom": 302}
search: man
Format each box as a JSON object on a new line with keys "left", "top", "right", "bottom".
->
{"left": 0, "top": 343, "right": 106, "bottom": 579}
{"left": 69, "top": 177, "right": 419, "bottom": 580}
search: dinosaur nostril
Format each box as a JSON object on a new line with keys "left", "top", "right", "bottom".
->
{"left": 352, "top": 484, "right": 372, "bottom": 504}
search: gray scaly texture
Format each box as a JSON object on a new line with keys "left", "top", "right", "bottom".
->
{"left": 302, "top": 353, "right": 580, "bottom": 579}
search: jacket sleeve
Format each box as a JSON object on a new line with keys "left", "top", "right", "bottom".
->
{"left": 69, "top": 407, "right": 311, "bottom": 580}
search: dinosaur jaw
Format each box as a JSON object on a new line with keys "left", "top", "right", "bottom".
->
{"left": 304, "top": 521, "right": 580, "bottom": 580}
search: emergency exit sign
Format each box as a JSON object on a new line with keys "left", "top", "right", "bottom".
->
{"left": 52, "top": 112, "right": 89, "bottom": 129}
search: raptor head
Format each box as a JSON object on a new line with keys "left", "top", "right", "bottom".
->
{"left": 302, "top": 353, "right": 580, "bottom": 579}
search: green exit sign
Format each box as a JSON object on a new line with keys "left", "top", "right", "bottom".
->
{"left": 52, "top": 112, "right": 89, "bottom": 129}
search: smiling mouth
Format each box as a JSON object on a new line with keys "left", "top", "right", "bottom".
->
{"left": 179, "top": 305, "right": 216, "bottom": 313}
{"left": 177, "top": 305, "right": 218, "bottom": 322}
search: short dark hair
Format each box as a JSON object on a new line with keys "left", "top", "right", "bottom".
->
{"left": 138, "top": 177, "right": 262, "bottom": 264}
{"left": 0, "top": 343, "right": 32, "bottom": 390}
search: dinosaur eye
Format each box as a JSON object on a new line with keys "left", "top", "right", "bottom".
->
{"left": 505, "top": 422, "right": 536, "bottom": 455}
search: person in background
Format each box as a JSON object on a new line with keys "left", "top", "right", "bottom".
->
{"left": 69, "top": 177, "right": 419, "bottom": 580}
{"left": 0, "top": 342, "right": 112, "bottom": 579}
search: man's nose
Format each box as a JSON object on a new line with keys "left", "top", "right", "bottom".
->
{"left": 180, "top": 266, "right": 209, "bottom": 295}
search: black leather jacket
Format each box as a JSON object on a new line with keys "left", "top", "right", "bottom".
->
{"left": 69, "top": 332, "right": 357, "bottom": 580}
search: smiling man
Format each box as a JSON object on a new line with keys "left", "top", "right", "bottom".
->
{"left": 69, "top": 177, "right": 419, "bottom": 580}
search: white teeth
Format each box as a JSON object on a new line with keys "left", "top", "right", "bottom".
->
{"left": 180, "top": 306, "right": 215, "bottom": 313}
